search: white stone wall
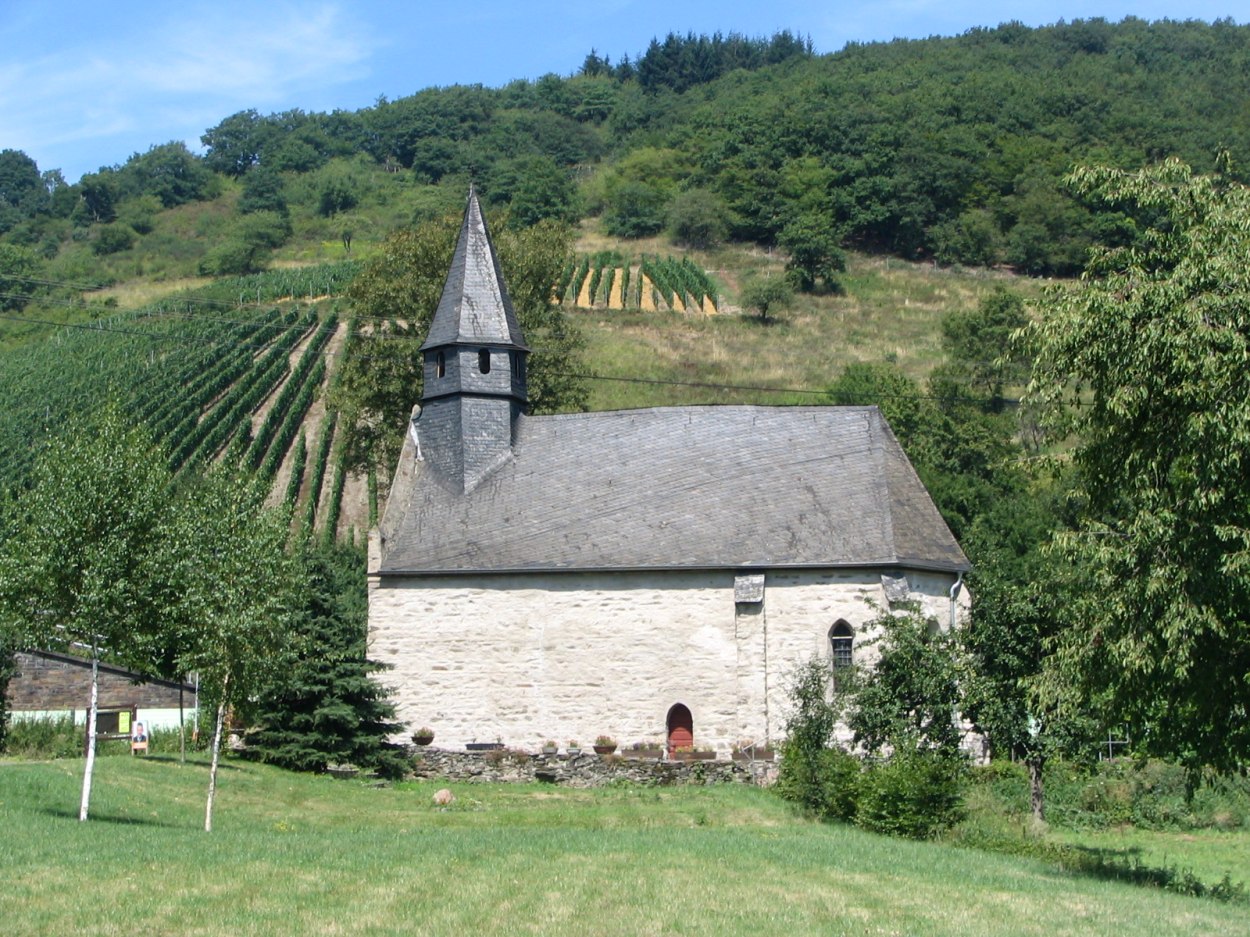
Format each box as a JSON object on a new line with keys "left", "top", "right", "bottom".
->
{"left": 368, "top": 559, "right": 968, "bottom": 756}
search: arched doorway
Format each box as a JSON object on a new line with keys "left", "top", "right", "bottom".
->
{"left": 666, "top": 703, "right": 693, "bottom": 753}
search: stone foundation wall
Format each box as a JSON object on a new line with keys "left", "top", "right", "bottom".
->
{"left": 409, "top": 748, "right": 778, "bottom": 788}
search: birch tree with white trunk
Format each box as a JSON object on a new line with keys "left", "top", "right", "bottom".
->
{"left": 0, "top": 405, "right": 172, "bottom": 820}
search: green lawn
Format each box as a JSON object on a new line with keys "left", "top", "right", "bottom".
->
{"left": 1, "top": 754, "right": 1245, "bottom": 937}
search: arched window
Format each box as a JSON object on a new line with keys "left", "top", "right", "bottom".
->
{"left": 829, "top": 621, "right": 854, "bottom": 670}
{"left": 435, "top": 351, "right": 446, "bottom": 379}
{"left": 478, "top": 349, "right": 491, "bottom": 374}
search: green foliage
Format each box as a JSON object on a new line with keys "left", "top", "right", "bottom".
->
{"left": 0, "top": 403, "right": 173, "bottom": 661}
{"left": 603, "top": 181, "right": 667, "bottom": 238}
{"left": 201, "top": 108, "right": 270, "bottom": 176}
{"left": 666, "top": 188, "right": 729, "bottom": 248}
{"left": 636, "top": 30, "right": 814, "bottom": 93}
{"left": 939, "top": 285, "right": 1029, "bottom": 406}
{"left": 159, "top": 467, "right": 300, "bottom": 718}
{"left": 775, "top": 660, "right": 843, "bottom": 816}
{"left": 848, "top": 604, "right": 964, "bottom": 756}
{"left": 489, "top": 155, "right": 580, "bottom": 228}
{"left": 118, "top": 141, "right": 218, "bottom": 209}
{"left": 284, "top": 431, "right": 308, "bottom": 507}
{"left": 91, "top": 223, "right": 136, "bottom": 256}
{"left": 3, "top": 715, "right": 190, "bottom": 760}
{"left": 244, "top": 542, "right": 407, "bottom": 778}
{"left": 317, "top": 170, "right": 358, "bottom": 217}
{"left": 0, "top": 149, "right": 47, "bottom": 219}
{"left": 778, "top": 212, "right": 845, "bottom": 292}
{"left": 738, "top": 276, "right": 792, "bottom": 323}
{"left": 238, "top": 166, "right": 288, "bottom": 216}
{"left": 3, "top": 714, "right": 84, "bottom": 759}
{"left": 0, "top": 627, "right": 14, "bottom": 752}
{"left": 0, "top": 243, "right": 40, "bottom": 311}
{"left": 1028, "top": 159, "right": 1250, "bottom": 775}
{"left": 856, "top": 747, "right": 966, "bottom": 838}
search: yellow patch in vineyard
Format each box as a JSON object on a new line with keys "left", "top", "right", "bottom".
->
{"left": 702, "top": 295, "right": 718, "bottom": 315}
{"left": 640, "top": 276, "right": 657, "bottom": 312}
{"left": 608, "top": 268, "right": 625, "bottom": 309}
{"left": 576, "top": 274, "right": 594, "bottom": 309}
{"left": 671, "top": 293, "right": 686, "bottom": 313}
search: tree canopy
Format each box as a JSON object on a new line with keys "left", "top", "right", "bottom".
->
{"left": 1028, "top": 158, "right": 1250, "bottom": 774}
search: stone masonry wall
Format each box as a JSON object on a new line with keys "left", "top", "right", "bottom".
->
{"left": 368, "top": 564, "right": 968, "bottom": 755}
{"left": 408, "top": 747, "right": 777, "bottom": 788}
{"left": 9, "top": 651, "right": 194, "bottom": 712}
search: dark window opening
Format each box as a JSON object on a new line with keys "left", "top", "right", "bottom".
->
{"left": 479, "top": 349, "right": 491, "bottom": 374}
{"left": 830, "top": 621, "right": 854, "bottom": 670}
{"left": 435, "top": 352, "right": 446, "bottom": 379}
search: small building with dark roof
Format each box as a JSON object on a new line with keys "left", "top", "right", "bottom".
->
{"left": 368, "top": 192, "right": 969, "bottom": 755}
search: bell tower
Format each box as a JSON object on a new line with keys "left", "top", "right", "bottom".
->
{"left": 416, "top": 189, "right": 528, "bottom": 493}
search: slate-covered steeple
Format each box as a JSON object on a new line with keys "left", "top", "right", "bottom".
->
{"left": 416, "top": 189, "right": 528, "bottom": 493}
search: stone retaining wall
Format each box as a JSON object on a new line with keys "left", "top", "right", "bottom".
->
{"left": 409, "top": 748, "right": 778, "bottom": 788}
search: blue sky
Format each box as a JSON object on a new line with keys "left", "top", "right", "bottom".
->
{"left": 1, "top": 0, "right": 1244, "bottom": 182}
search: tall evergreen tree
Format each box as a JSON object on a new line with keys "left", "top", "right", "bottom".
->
{"left": 244, "top": 542, "right": 407, "bottom": 779}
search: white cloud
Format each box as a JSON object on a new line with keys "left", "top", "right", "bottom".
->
{"left": 0, "top": 1, "right": 376, "bottom": 177}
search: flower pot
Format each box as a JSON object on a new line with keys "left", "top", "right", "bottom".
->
{"left": 413, "top": 732, "right": 434, "bottom": 747}
{"left": 593, "top": 744, "right": 617, "bottom": 755}
{"left": 671, "top": 750, "right": 716, "bottom": 762}
{"left": 732, "top": 748, "right": 775, "bottom": 762}
{"left": 622, "top": 747, "right": 662, "bottom": 760}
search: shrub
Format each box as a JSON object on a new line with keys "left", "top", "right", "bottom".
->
{"left": 5, "top": 715, "right": 190, "bottom": 759}
{"left": 776, "top": 659, "right": 850, "bottom": 817}
{"left": 856, "top": 746, "right": 967, "bottom": 838}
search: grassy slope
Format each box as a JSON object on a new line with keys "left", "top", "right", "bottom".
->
{"left": 576, "top": 248, "right": 1034, "bottom": 411}
{"left": 1, "top": 755, "right": 1246, "bottom": 937}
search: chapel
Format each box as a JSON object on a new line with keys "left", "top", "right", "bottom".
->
{"left": 367, "top": 191, "right": 969, "bottom": 755}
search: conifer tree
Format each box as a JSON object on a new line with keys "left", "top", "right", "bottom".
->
{"left": 244, "top": 542, "right": 407, "bottom": 779}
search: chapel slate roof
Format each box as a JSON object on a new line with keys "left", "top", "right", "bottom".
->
{"left": 420, "top": 189, "right": 527, "bottom": 352}
{"left": 377, "top": 404, "right": 969, "bottom": 575}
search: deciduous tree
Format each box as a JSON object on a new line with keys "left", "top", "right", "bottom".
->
{"left": 162, "top": 468, "right": 299, "bottom": 831}
{"left": 1028, "top": 158, "right": 1250, "bottom": 774}
{"left": 0, "top": 405, "right": 172, "bottom": 820}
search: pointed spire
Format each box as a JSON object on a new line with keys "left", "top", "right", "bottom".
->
{"left": 421, "top": 188, "right": 527, "bottom": 353}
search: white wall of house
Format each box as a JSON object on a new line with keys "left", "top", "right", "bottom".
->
{"left": 368, "top": 560, "right": 967, "bottom": 755}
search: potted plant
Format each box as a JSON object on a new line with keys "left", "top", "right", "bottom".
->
{"left": 412, "top": 727, "right": 435, "bottom": 746}
{"left": 566, "top": 739, "right": 582, "bottom": 756}
{"left": 593, "top": 735, "right": 617, "bottom": 755}
{"left": 670, "top": 745, "right": 716, "bottom": 761}
{"left": 541, "top": 739, "right": 559, "bottom": 755}
{"left": 624, "top": 740, "right": 663, "bottom": 759}
{"left": 731, "top": 739, "right": 775, "bottom": 762}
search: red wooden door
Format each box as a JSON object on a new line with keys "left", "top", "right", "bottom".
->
{"left": 666, "top": 703, "right": 693, "bottom": 753}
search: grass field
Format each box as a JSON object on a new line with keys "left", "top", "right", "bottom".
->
{"left": 1, "top": 754, "right": 1246, "bottom": 937}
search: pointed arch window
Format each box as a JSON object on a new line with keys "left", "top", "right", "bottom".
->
{"left": 435, "top": 352, "right": 446, "bottom": 379}
{"left": 829, "top": 621, "right": 854, "bottom": 670}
